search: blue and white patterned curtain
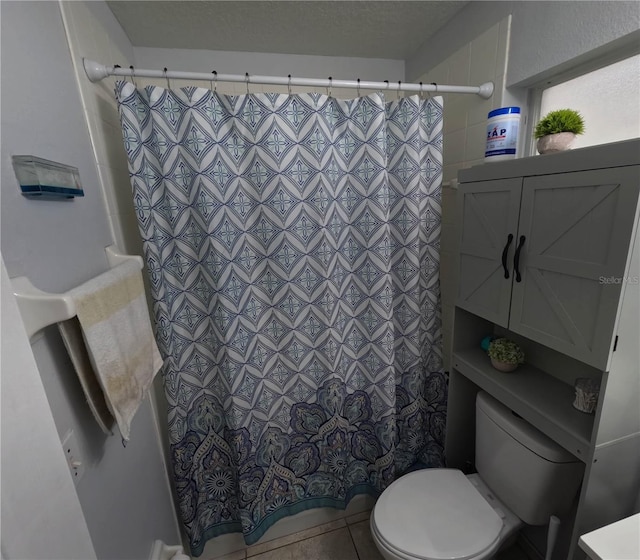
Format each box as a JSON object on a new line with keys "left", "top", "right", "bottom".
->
{"left": 116, "top": 82, "right": 447, "bottom": 556}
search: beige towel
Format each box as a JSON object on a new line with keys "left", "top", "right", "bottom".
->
{"left": 68, "top": 260, "right": 163, "bottom": 441}
{"left": 58, "top": 318, "right": 114, "bottom": 434}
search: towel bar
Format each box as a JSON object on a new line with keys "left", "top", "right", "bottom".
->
{"left": 11, "top": 245, "right": 143, "bottom": 338}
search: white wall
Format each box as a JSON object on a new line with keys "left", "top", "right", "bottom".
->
{"left": 1, "top": 257, "right": 96, "bottom": 560}
{"left": 406, "top": 1, "right": 640, "bottom": 87}
{"left": 0, "top": 2, "right": 179, "bottom": 559}
{"left": 133, "top": 47, "right": 405, "bottom": 97}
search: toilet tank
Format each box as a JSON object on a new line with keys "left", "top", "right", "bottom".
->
{"left": 475, "top": 392, "right": 584, "bottom": 525}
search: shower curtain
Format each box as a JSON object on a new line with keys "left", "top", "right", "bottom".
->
{"left": 116, "top": 81, "right": 447, "bottom": 556}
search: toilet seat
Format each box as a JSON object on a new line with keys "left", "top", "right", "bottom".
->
{"left": 371, "top": 469, "right": 503, "bottom": 560}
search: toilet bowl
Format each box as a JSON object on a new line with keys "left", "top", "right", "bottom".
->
{"left": 370, "top": 470, "right": 521, "bottom": 560}
{"left": 370, "top": 392, "right": 584, "bottom": 560}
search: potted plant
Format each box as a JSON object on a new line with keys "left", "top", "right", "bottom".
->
{"left": 487, "top": 338, "right": 524, "bottom": 372}
{"left": 534, "top": 108, "right": 585, "bottom": 154}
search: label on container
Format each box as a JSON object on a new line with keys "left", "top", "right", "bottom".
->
{"left": 485, "top": 119, "right": 519, "bottom": 157}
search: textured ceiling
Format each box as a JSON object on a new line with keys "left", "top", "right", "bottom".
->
{"left": 107, "top": 1, "right": 468, "bottom": 59}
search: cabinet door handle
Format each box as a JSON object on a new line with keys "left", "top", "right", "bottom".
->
{"left": 514, "top": 235, "right": 526, "bottom": 282}
{"left": 501, "top": 234, "right": 514, "bottom": 279}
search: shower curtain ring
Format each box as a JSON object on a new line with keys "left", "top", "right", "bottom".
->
{"left": 381, "top": 79, "right": 389, "bottom": 99}
{"left": 328, "top": 77, "right": 332, "bottom": 98}
{"left": 211, "top": 71, "right": 217, "bottom": 93}
{"left": 163, "top": 67, "right": 170, "bottom": 89}
{"left": 129, "top": 65, "right": 137, "bottom": 88}
{"left": 398, "top": 80, "right": 402, "bottom": 100}
{"left": 425, "top": 82, "right": 434, "bottom": 101}
{"left": 419, "top": 81, "right": 424, "bottom": 100}
{"left": 288, "top": 74, "right": 292, "bottom": 95}
{"left": 357, "top": 78, "right": 361, "bottom": 97}
{"left": 432, "top": 82, "right": 438, "bottom": 94}
{"left": 245, "top": 72, "right": 250, "bottom": 94}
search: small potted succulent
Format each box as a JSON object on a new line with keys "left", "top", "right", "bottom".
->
{"left": 534, "top": 108, "right": 585, "bottom": 154}
{"left": 487, "top": 338, "right": 524, "bottom": 373}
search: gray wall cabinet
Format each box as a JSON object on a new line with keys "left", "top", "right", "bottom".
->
{"left": 457, "top": 166, "right": 638, "bottom": 370}
{"left": 447, "top": 139, "right": 640, "bottom": 560}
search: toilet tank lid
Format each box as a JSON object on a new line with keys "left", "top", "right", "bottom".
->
{"left": 477, "top": 392, "right": 578, "bottom": 463}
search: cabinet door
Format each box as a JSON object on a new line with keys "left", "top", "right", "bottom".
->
{"left": 509, "top": 166, "right": 640, "bottom": 369}
{"left": 456, "top": 178, "right": 522, "bottom": 327}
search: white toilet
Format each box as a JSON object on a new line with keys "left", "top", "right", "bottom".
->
{"left": 371, "top": 392, "right": 584, "bottom": 560}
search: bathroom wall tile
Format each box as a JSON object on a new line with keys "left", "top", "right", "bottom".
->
{"left": 465, "top": 158, "right": 486, "bottom": 170}
{"left": 444, "top": 97, "right": 468, "bottom": 134}
{"left": 443, "top": 162, "right": 464, "bottom": 185}
{"left": 102, "top": 120, "right": 129, "bottom": 168}
{"left": 98, "top": 164, "right": 136, "bottom": 216}
{"left": 426, "top": 60, "right": 450, "bottom": 87}
{"left": 348, "top": 520, "right": 385, "bottom": 560}
{"left": 448, "top": 44, "right": 471, "bottom": 86}
{"left": 108, "top": 40, "right": 134, "bottom": 70}
{"left": 88, "top": 116, "right": 127, "bottom": 169}
{"left": 441, "top": 298, "right": 456, "bottom": 328}
{"left": 439, "top": 249, "right": 457, "bottom": 292}
{"left": 444, "top": 129, "right": 466, "bottom": 168}
{"left": 246, "top": 519, "right": 346, "bottom": 558}
{"left": 500, "top": 75, "right": 523, "bottom": 110}
{"left": 194, "top": 79, "right": 216, "bottom": 91}
{"left": 94, "top": 95, "right": 122, "bottom": 133}
{"left": 106, "top": 210, "right": 126, "bottom": 253}
{"left": 441, "top": 222, "right": 459, "bottom": 255}
{"left": 441, "top": 298, "right": 456, "bottom": 326}
{"left": 105, "top": 210, "right": 142, "bottom": 260}
{"left": 90, "top": 77, "right": 121, "bottom": 118}
{"left": 469, "top": 23, "right": 499, "bottom": 86}
{"left": 441, "top": 246, "right": 459, "bottom": 294}
{"left": 439, "top": 268, "right": 454, "bottom": 312}
{"left": 60, "top": 6, "right": 96, "bottom": 117}
{"left": 66, "top": 2, "right": 101, "bottom": 61}
{"left": 441, "top": 187, "right": 457, "bottom": 223}
{"left": 95, "top": 163, "right": 118, "bottom": 217}
{"left": 263, "top": 84, "right": 288, "bottom": 95}
{"left": 467, "top": 96, "right": 493, "bottom": 129}
{"left": 115, "top": 211, "right": 144, "bottom": 257}
{"left": 442, "top": 328, "right": 454, "bottom": 369}
{"left": 464, "top": 121, "right": 487, "bottom": 162}
{"left": 249, "top": 527, "right": 357, "bottom": 560}
{"left": 492, "top": 73, "right": 508, "bottom": 110}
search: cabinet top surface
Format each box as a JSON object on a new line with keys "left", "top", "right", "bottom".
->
{"left": 459, "top": 139, "right": 640, "bottom": 183}
{"left": 578, "top": 513, "right": 640, "bottom": 560}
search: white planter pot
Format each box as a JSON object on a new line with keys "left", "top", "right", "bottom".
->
{"left": 490, "top": 358, "right": 518, "bottom": 373}
{"left": 537, "top": 132, "right": 576, "bottom": 154}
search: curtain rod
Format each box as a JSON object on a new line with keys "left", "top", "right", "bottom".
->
{"left": 83, "top": 59, "right": 494, "bottom": 99}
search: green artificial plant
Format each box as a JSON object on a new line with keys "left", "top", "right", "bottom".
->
{"left": 487, "top": 338, "right": 525, "bottom": 365}
{"left": 534, "top": 109, "right": 585, "bottom": 139}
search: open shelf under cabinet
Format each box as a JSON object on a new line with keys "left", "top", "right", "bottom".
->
{"left": 452, "top": 347, "right": 596, "bottom": 462}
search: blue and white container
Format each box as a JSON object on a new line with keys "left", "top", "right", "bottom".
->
{"left": 485, "top": 107, "right": 520, "bottom": 162}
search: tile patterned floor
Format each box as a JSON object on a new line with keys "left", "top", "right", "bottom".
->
{"left": 207, "top": 511, "right": 531, "bottom": 560}
{"left": 207, "top": 511, "right": 383, "bottom": 560}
